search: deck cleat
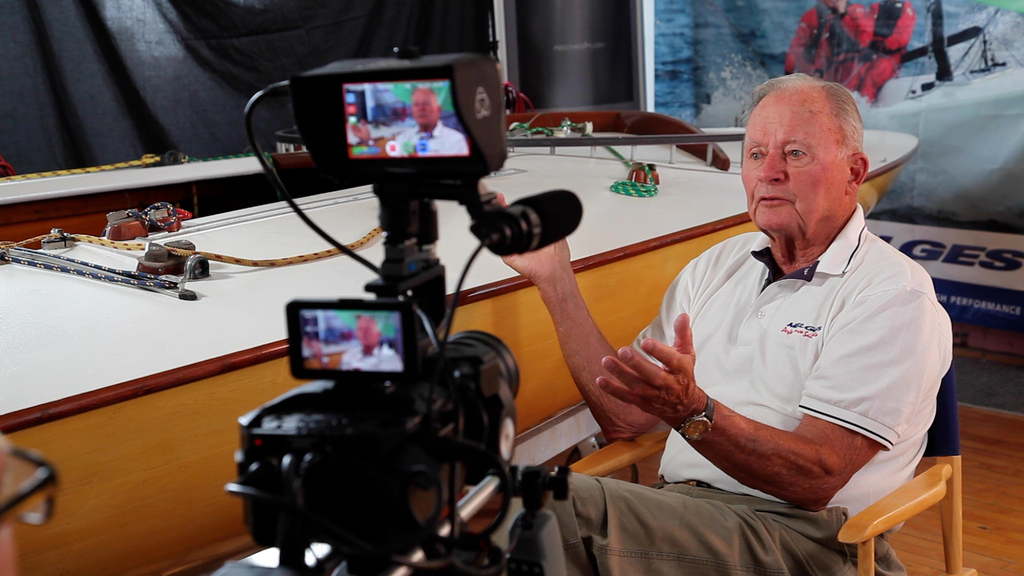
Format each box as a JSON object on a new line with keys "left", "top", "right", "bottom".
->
{"left": 103, "top": 210, "right": 149, "bottom": 241}
{"left": 41, "top": 228, "right": 76, "bottom": 251}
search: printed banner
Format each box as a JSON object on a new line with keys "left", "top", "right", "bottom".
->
{"left": 868, "top": 220, "right": 1024, "bottom": 331}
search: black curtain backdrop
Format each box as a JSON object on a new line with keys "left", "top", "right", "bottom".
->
{"left": 0, "top": 0, "right": 492, "bottom": 175}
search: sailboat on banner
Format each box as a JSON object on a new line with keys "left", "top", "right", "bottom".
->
{"left": 856, "top": 0, "right": 1024, "bottom": 229}
{"left": 872, "top": 0, "right": 1024, "bottom": 107}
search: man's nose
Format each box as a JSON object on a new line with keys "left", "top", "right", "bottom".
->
{"left": 758, "top": 151, "right": 787, "bottom": 183}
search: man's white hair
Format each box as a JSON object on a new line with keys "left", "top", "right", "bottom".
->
{"left": 413, "top": 86, "right": 439, "bottom": 100}
{"left": 740, "top": 74, "right": 863, "bottom": 154}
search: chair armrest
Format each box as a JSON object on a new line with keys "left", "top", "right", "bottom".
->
{"left": 569, "top": 430, "right": 671, "bottom": 477}
{"left": 838, "top": 462, "right": 952, "bottom": 544}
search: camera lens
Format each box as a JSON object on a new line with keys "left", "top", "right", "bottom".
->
{"left": 446, "top": 330, "right": 519, "bottom": 399}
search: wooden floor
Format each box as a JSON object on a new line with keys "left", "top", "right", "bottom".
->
{"left": 627, "top": 404, "right": 1024, "bottom": 575}
{"left": 896, "top": 405, "right": 1024, "bottom": 576}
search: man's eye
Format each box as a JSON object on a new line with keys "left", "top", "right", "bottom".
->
{"left": 748, "top": 151, "right": 763, "bottom": 160}
{"left": 788, "top": 149, "right": 805, "bottom": 158}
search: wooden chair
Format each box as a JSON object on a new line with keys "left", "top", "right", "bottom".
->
{"left": 568, "top": 367, "right": 975, "bottom": 576}
{"left": 838, "top": 366, "right": 976, "bottom": 576}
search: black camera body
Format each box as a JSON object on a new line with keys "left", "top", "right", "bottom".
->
{"left": 233, "top": 303, "right": 519, "bottom": 573}
{"left": 290, "top": 52, "right": 506, "bottom": 194}
{"left": 235, "top": 329, "right": 518, "bottom": 552}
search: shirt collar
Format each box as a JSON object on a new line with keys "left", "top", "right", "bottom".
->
{"left": 420, "top": 120, "right": 445, "bottom": 138}
{"left": 751, "top": 247, "right": 818, "bottom": 284}
{"left": 749, "top": 203, "right": 867, "bottom": 283}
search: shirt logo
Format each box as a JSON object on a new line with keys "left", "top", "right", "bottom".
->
{"left": 780, "top": 322, "right": 822, "bottom": 338}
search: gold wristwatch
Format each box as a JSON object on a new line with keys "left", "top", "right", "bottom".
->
{"left": 678, "top": 396, "right": 715, "bottom": 441}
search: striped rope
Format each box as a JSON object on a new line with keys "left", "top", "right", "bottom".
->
{"left": 1, "top": 224, "right": 383, "bottom": 296}
{"left": 0, "top": 151, "right": 274, "bottom": 183}
{"left": 508, "top": 122, "right": 554, "bottom": 137}
{"left": 609, "top": 179, "right": 658, "bottom": 198}
{"left": 0, "top": 154, "right": 165, "bottom": 182}
{"left": 125, "top": 201, "right": 181, "bottom": 231}
{"left": 3, "top": 222, "right": 381, "bottom": 269}
{"left": 0, "top": 234, "right": 52, "bottom": 250}
{"left": 61, "top": 228, "right": 382, "bottom": 267}
{"left": 0, "top": 248, "right": 178, "bottom": 289}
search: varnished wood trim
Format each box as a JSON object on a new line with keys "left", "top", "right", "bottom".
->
{"left": 573, "top": 213, "right": 753, "bottom": 271}
{"left": 508, "top": 110, "right": 732, "bottom": 171}
{"left": 458, "top": 213, "right": 752, "bottom": 305}
{"left": 0, "top": 174, "right": 277, "bottom": 241}
{"left": 0, "top": 341, "right": 289, "bottom": 433}
{"left": 271, "top": 151, "right": 314, "bottom": 170}
{"left": 0, "top": 185, "right": 190, "bottom": 226}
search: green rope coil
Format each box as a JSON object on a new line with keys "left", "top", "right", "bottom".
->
{"left": 599, "top": 142, "right": 658, "bottom": 198}
{"left": 610, "top": 180, "right": 658, "bottom": 198}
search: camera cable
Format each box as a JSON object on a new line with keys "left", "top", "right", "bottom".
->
{"left": 408, "top": 242, "right": 517, "bottom": 575}
{"left": 436, "top": 243, "right": 486, "bottom": 549}
{"left": 244, "top": 80, "right": 381, "bottom": 277}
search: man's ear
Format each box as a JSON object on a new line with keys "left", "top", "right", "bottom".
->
{"left": 847, "top": 152, "right": 869, "bottom": 195}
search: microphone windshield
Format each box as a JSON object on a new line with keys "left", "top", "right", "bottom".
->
{"left": 513, "top": 190, "right": 583, "bottom": 251}
{"left": 470, "top": 189, "right": 583, "bottom": 256}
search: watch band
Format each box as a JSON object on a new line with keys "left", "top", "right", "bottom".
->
{"left": 701, "top": 395, "right": 715, "bottom": 422}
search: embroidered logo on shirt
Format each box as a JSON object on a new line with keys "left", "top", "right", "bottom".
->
{"left": 780, "top": 322, "right": 822, "bottom": 338}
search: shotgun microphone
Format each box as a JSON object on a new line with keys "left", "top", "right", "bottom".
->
{"left": 471, "top": 190, "right": 583, "bottom": 256}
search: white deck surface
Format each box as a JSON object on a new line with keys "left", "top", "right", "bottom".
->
{"left": 0, "top": 131, "right": 915, "bottom": 416}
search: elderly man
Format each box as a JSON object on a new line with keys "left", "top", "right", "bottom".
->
{"left": 392, "top": 86, "right": 469, "bottom": 156}
{"left": 340, "top": 315, "right": 403, "bottom": 373}
{"left": 503, "top": 74, "right": 951, "bottom": 575}
{"left": 348, "top": 86, "right": 469, "bottom": 157}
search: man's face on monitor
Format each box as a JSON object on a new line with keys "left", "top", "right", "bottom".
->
{"left": 412, "top": 88, "right": 442, "bottom": 132}
{"left": 355, "top": 316, "right": 381, "bottom": 352}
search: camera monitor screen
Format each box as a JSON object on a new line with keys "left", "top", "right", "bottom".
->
{"left": 343, "top": 79, "right": 472, "bottom": 160}
{"left": 287, "top": 300, "right": 417, "bottom": 381}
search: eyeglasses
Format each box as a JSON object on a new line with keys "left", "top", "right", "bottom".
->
{"left": 0, "top": 447, "right": 57, "bottom": 525}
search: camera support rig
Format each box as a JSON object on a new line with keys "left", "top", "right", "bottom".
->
{"left": 221, "top": 51, "right": 577, "bottom": 576}
{"left": 365, "top": 179, "right": 496, "bottom": 329}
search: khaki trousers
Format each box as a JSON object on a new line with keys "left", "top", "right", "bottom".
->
{"left": 551, "top": 475, "right": 906, "bottom": 576}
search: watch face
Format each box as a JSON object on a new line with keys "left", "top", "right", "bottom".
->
{"left": 683, "top": 418, "right": 712, "bottom": 440}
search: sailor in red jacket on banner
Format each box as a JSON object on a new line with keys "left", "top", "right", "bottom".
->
{"left": 846, "top": 0, "right": 917, "bottom": 102}
{"left": 785, "top": 0, "right": 873, "bottom": 85}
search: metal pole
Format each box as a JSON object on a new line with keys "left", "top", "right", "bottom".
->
{"left": 382, "top": 474, "right": 504, "bottom": 576}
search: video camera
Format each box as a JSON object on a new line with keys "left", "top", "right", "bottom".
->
{"left": 221, "top": 53, "right": 579, "bottom": 576}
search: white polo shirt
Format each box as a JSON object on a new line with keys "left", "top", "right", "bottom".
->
{"left": 642, "top": 205, "right": 952, "bottom": 516}
{"left": 394, "top": 121, "right": 470, "bottom": 156}
{"left": 340, "top": 344, "right": 403, "bottom": 372}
